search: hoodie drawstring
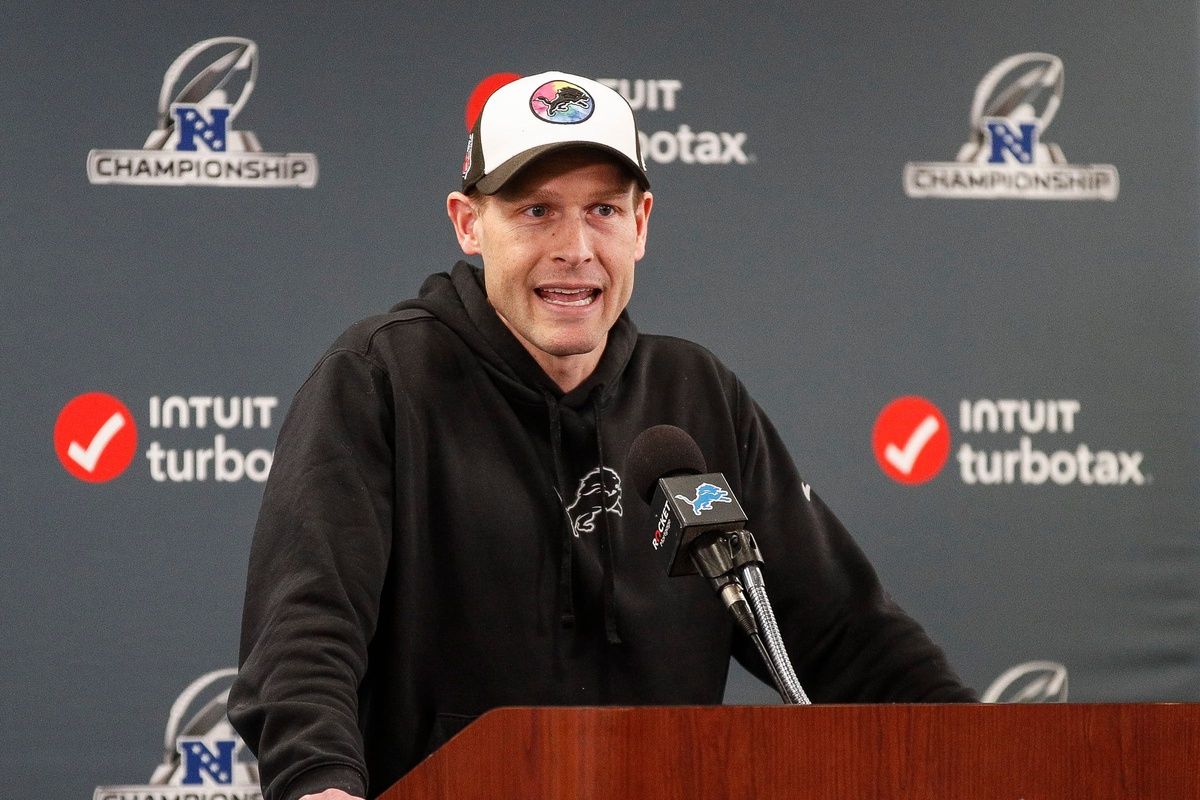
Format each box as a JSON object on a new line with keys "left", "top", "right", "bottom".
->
{"left": 544, "top": 391, "right": 576, "bottom": 630}
{"left": 592, "top": 390, "right": 622, "bottom": 645}
{"left": 543, "top": 387, "right": 622, "bottom": 645}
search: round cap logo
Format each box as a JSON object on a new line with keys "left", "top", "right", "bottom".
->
{"left": 529, "top": 80, "right": 594, "bottom": 124}
{"left": 54, "top": 392, "right": 138, "bottom": 483}
{"left": 872, "top": 396, "right": 950, "bottom": 485}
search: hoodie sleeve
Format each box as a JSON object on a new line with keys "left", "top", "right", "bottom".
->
{"left": 229, "top": 348, "right": 396, "bottom": 800}
{"left": 727, "top": 381, "right": 976, "bottom": 702}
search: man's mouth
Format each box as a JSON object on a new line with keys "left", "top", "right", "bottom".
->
{"left": 535, "top": 287, "right": 600, "bottom": 307}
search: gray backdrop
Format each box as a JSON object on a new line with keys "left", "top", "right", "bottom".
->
{"left": 2, "top": 2, "right": 1197, "bottom": 796}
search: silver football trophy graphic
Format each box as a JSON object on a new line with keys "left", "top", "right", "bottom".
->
{"left": 144, "top": 37, "right": 261, "bottom": 153}
{"left": 903, "top": 52, "right": 1117, "bottom": 200}
{"left": 93, "top": 669, "right": 262, "bottom": 800}
{"left": 981, "top": 660, "right": 1069, "bottom": 703}
{"left": 956, "top": 53, "right": 1066, "bottom": 165}
{"left": 87, "top": 37, "right": 317, "bottom": 187}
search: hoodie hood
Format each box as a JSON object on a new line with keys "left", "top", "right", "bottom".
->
{"left": 393, "top": 261, "right": 639, "bottom": 410}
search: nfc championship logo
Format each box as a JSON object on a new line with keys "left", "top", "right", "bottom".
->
{"left": 94, "top": 669, "right": 262, "bottom": 800}
{"left": 87, "top": 37, "right": 317, "bottom": 187}
{"left": 904, "top": 53, "right": 1117, "bottom": 200}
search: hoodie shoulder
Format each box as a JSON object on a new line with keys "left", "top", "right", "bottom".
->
{"left": 327, "top": 308, "right": 436, "bottom": 361}
{"left": 635, "top": 333, "right": 736, "bottom": 374}
{"left": 298, "top": 309, "right": 440, "bottom": 387}
{"left": 632, "top": 332, "right": 744, "bottom": 408}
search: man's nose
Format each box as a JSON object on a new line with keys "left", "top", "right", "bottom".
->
{"left": 552, "top": 214, "right": 595, "bottom": 266}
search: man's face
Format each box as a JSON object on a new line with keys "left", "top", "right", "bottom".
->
{"left": 448, "top": 150, "right": 653, "bottom": 384}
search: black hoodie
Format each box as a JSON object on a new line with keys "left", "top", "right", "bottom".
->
{"left": 229, "top": 262, "right": 975, "bottom": 800}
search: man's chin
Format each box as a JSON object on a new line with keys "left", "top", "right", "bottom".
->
{"left": 538, "top": 341, "right": 604, "bottom": 359}
{"left": 533, "top": 333, "right": 607, "bottom": 360}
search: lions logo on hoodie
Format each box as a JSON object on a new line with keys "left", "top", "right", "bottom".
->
{"left": 567, "top": 467, "right": 623, "bottom": 537}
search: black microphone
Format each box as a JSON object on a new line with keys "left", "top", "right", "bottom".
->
{"left": 626, "top": 424, "right": 760, "bottom": 638}
{"left": 626, "top": 425, "right": 811, "bottom": 704}
{"left": 626, "top": 424, "right": 750, "bottom": 578}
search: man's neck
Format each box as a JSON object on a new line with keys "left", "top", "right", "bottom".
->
{"left": 494, "top": 310, "right": 606, "bottom": 393}
{"left": 529, "top": 348, "right": 603, "bottom": 394}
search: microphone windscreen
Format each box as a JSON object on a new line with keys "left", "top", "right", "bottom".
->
{"left": 626, "top": 424, "right": 707, "bottom": 503}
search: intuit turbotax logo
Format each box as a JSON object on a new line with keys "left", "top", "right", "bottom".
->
{"left": 596, "top": 78, "right": 754, "bottom": 165}
{"left": 903, "top": 53, "right": 1118, "bottom": 200}
{"left": 873, "top": 396, "right": 1147, "bottom": 486}
{"left": 87, "top": 37, "right": 317, "bottom": 187}
{"left": 55, "top": 392, "right": 279, "bottom": 484}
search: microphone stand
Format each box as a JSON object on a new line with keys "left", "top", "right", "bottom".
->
{"left": 691, "top": 531, "right": 811, "bottom": 705}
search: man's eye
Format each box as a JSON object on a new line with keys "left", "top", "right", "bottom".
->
{"left": 594, "top": 204, "right": 616, "bottom": 217}
{"left": 525, "top": 205, "right": 549, "bottom": 218}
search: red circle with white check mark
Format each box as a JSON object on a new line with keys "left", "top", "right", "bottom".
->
{"left": 873, "top": 396, "right": 950, "bottom": 485}
{"left": 54, "top": 392, "right": 138, "bottom": 483}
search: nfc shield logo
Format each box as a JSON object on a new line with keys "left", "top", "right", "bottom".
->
{"left": 171, "top": 105, "right": 229, "bottom": 152}
{"left": 985, "top": 119, "right": 1037, "bottom": 164}
{"left": 177, "top": 738, "right": 236, "bottom": 785}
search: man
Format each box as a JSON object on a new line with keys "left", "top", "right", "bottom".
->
{"left": 229, "top": 71, "right": 974, "bottom": 800}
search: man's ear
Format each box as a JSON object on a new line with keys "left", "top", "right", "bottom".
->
{"left": 446, "top": 192, "right": 483, "bottom": 255}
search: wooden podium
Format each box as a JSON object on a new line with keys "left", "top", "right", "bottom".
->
{"left": 382, "top": 704, "right": 1199, "bottom": 799}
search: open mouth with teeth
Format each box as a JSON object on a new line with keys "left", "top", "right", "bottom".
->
{"left": 535, "top": 287, "right": 601, "bottom": 307}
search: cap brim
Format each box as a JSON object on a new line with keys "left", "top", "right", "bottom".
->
{"left": 471, "top": 142, "right": 650, "bottom": 195}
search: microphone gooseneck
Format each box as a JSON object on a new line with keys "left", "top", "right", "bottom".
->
{"left": 741, "top": 565, "right": 810, "bottom": 704}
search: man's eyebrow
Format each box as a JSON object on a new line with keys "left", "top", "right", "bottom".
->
{"left": 592, "top": 186, "right": 634, "bottom": 201}
{"left": 494, "top": 184, "right": 558, "bottom": 204}
{"left": 575, "top": 184, "right": 638, "bottom": 204}
{"left": 507, "top": 189, "right": 559, "bottom": 204}
{"left": 498, "top": 186, "right": 632, "bottom": 205}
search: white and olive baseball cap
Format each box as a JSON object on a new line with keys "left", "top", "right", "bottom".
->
{"left": 460, "top": 71, "right": 649, "bottom": 194}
